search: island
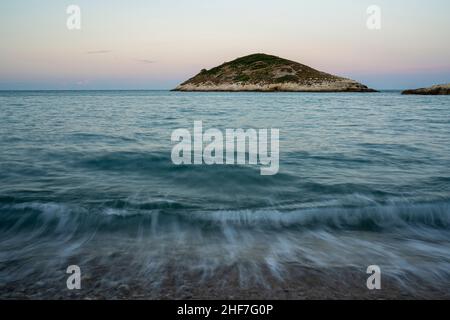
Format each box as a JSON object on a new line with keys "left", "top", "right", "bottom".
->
{"left": 402, "top": 83, "right": 450, "bottom": 95}
{"left": 173, "top": 53, "right": 376, "bottom": 92}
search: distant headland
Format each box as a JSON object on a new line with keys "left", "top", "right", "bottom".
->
{"left": 173, "top": 53, "right": 377, "bottom": 92}
{"left": 402, "top": 83, "right": 450, "bottom": 95}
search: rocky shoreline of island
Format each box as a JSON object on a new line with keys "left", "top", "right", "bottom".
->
{"left": 174, "top": 81, "right": 377, "bottom": 92}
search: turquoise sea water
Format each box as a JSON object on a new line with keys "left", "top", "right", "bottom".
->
{"left": 0, "top": 90, "right": 449, "bottom": 297}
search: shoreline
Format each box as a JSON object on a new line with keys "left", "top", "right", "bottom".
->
{"left": 2, "top": 265, "right": 448, "bottom": 300}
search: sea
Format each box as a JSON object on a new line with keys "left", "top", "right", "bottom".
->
{"left": 0, "top": 90, "right": 449, "bottom": 298}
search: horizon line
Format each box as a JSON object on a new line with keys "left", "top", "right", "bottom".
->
{"left": 0, "top": 88, "right": 406, "bottom": 92}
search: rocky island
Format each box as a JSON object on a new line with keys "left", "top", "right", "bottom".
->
{"left": 402, "top": 83, "right": 450, "bottom": 95}
{"left": 173, "top": 53, "right": 376, "bottom": 92}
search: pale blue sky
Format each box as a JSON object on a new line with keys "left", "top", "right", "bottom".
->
{"left": 0, "top": 0, "right": 449, "bottom": 89}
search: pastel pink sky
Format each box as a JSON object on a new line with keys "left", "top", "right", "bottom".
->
{"left": 1, "top": 0, "right": 449, "bottom": 89}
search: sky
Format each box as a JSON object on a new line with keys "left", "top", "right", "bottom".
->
{"left": 0, "top": 0, "right": 449, "bottom": 90}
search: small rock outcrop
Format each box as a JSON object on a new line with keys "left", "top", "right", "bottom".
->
{"left": 402, "top": 84, "right": 450, "bottom": 95}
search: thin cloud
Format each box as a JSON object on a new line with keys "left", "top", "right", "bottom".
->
{"left": 86, "top": 50, "right": 111, "bottom": 55}
{"left": 136, "top": 59, "right": 156, "bottom": 64}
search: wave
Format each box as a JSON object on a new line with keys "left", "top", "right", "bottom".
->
{"left": 1, "top": 198, "right": 449, "bottom": 234}
{"left": 1, "top": 199, "right": 450, "bottom": 293}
